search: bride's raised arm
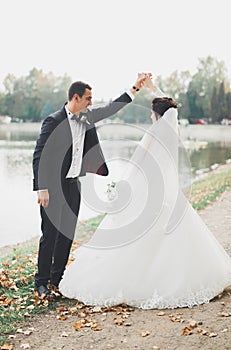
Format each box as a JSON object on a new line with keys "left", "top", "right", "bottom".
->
{"left": 144, "top": 76, "right": 180, "bottom": 135}
{"left": 143, "top": 76, "right": 166, "bottom": 97}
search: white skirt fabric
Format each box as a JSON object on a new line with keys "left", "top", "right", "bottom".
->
{"left": 59, "top": 109, "right": 231, "bottom": 309}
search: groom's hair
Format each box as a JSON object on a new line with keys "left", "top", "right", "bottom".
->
{"left": 68, "top": 81, "right": 92, "bottom": 100}
{"left": 152, "top": 97, "right": 177, "bottom": 117}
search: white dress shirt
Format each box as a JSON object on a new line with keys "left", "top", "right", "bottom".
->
{"left": 65, "top": 106, "right": 87, "bottom": 178}
{"left": 65, "top": 91, "right": 134, "bottom": 178}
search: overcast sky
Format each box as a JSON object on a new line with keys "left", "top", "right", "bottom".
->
{"left": 1, "top": 0, "right": 230, "bottom": 100}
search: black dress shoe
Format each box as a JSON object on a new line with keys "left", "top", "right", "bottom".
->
{"left": 34, "top": 285, "right": 54, "bottom": 300}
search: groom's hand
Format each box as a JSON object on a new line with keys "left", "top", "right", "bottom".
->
{"left": 131, "top": 72, "right": 153, "bottom": 94}
{"left": 143, "top": 75, "right": 155, "bottom": 89}
{"left": 37, "top": 189, "right": 49, "bottom": 208}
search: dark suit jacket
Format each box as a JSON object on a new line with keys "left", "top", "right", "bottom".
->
{"left": 33, "top": 92, "right": 132, "bottom": 191}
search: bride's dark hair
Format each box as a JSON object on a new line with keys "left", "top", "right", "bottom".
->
{"left": 152, "top": 97, "right": 178, "bottom": 118}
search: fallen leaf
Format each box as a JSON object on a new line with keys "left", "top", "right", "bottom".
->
{"left": 23, "top": 330, "right": 32, "bottom": 336}
{"left": 16, "top": 329, "right": 23, "bottom": 334}
{"left": 0, "top": 270, "right": 18, "bottom": 291}
{"left": 188, "top": 319, "right": 198, "bottom": 328}
{"left": 209, "top": 332, "right": 218, "bottom": 338}
{"left": 20, "top": 344, "right": 30, "bottom": 349}
{"left": 69, "top": 307, "right": 78, "bottom": 315}
{"left": 197, "top": 328, "right": 207, "bottom": 335}
{"left": 74, "top": 321, "right": 84, "bottom": 331}
{"left": 26, "top": 305, "right": 35, "bottom": 311}
{"left": 90, "top": 321, "right": 101, "bottom": 329}
{"left": 169, "top": 316, "right": 183, "bottom": 323}
{"left": 115, "top": 306, "right": 123, "bottom": 314}
{"left": 28, "top": 327, "right": 38, "bottom": 332}
{"left": 182, "top": 327, "right": 193, "bottom": 336}
{"left": 220, "top": 312, "right": 230, "bottom": 317}
{"left": 221, "top": 328, "right": 228, "bottom": 333}
{"left": 60, "top": 332, "right": 69, "bottom": 337}
{"left": 92, "top": 306, "right": 102, "bottom": 313}
{"left": 57, "top": 314, "right": 68, "bottom": 321}
{"left": 157, "top": 311, "right": 165, "bottom": 316}
{"left": 0, "top": 297, "right": 13, "bottom": 306}
{"left": 114, "top": 317, "right": 124, "bottom": 325}
{"left": 57, "top": 306, "right": 69, "bottom": 313}
{"left": 140, "top": 331, "right": 150, "bottom": 337}
{"left": 1, "top": 342, "right": 14, "bottom": 350}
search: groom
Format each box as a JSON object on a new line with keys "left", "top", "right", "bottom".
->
{"left": 33, "top": 73, "right": 149, "bottom": 299}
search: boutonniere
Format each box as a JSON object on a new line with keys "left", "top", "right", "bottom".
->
{"left": 80, "top": 115, "right": 91, "bottom": 125}
{"left": 106, "top": 181, "right": 116, "bottom": 201}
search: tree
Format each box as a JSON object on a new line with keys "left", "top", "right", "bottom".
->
{"left": 211, "top": 86, "right": 219, "bottom": 123}
{"left": 217, "top": 81, "right": 227, "bottom": 122}
{"left": 187, "top": 85, "right": 203, "bottom": 120}
{"left": 156, "top": 70, "right": 191, "bottom": 100}
{"left": 226, "top": 92, "right": 231, "bottom": 119}
{"left": 41, "top": 100, "right": 54, "bottom": 119}
{"left": 155, "top": 71, "right": 191, "bottom": 120}
{"left": 187, "top": 56, "right": 229, "bottom": 121}
{"left": 0, "top": 92, "right": 7, "bottom": 115}
{"left": 1, "top": 68, "right": 71, "bottom": 121}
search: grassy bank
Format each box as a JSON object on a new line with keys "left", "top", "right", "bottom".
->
{"left": 0, "top": 166, "right": 231, "bottom": 347}
{"left": 190, "top": 165, "right": 231, "bottom": 210}
{"left": 0, "top": 216, "right": 105, "bottom": 347}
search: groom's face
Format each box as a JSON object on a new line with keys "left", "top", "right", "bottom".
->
{"left": 76, "top": 88, "right": 93, "bottom": 113}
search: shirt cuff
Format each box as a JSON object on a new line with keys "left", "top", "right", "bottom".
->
{"left": 125, "top": 89, "right": 135, "bottom": 100}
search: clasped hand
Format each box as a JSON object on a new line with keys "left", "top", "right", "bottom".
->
{"left": 134, "top": 72, "right": 154, "bottom": 90}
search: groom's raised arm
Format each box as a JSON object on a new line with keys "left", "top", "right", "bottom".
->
{"left": 91, "top": 92, "right": 132, "bottom": 123}
{"left": 91, "top": 73, "right": 150, "bottom": 123}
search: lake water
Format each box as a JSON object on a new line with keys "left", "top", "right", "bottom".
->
{"left": 0, "top": 122, "right": 230, "bottom": 248}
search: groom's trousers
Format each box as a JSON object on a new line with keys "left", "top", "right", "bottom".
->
{"left": 35, "top": 178, "right": 81, "bottom": 288}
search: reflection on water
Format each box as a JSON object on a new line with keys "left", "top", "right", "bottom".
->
{"left": 0, "top": 123, "right": 40, "bottom": 142}
{"left": 0, "top": 123, "right": 231, "bottom": 248}
{"left": 0, "top": 148, "right": 39, "bottom": 248}
{"left": 190, "top": 141, "right": 231, "bottom": 172}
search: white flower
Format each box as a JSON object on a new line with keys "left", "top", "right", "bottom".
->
{"left": 80, "top": 115, "right": 90, "bottom": 125}
{"left": 106, "top": 181, "right": 116, "bottom": 201}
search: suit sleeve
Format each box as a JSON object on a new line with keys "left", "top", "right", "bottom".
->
{"left": 91, "top": 92, "right": 132, "bottom": 123}
{"left": 32, "top": 116, "right": 58, "bottom": 191}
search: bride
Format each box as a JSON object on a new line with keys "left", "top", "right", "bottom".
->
{"left": 59, "top": 78, "right": 231, "bottom": 309}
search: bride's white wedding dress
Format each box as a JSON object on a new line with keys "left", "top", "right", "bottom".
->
{"left": 59, "top": 108, "right": 231, "bottom": 309}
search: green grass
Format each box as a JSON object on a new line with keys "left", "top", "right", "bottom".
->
{"left": 0, "top": 215, "right": 105, "bottom": 346}
{"left": 190, "top": 168, "right": 231, "bottom": 210}
{"left": 76, "top": 214, "right": 105, "bottom": 238}
{"left": 0, "top": 168, "right": 231, "bottom": 346}
{"left": 0, "top": 242, "right": 50, "bottom": 345}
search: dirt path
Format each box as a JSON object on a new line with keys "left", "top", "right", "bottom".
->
{"left": 6, "top": 190, "right": 231, "bottom": 350}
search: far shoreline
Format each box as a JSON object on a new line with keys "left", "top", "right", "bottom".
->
{"left": 1, "top": 122, "right": 231, "bottom": 142}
